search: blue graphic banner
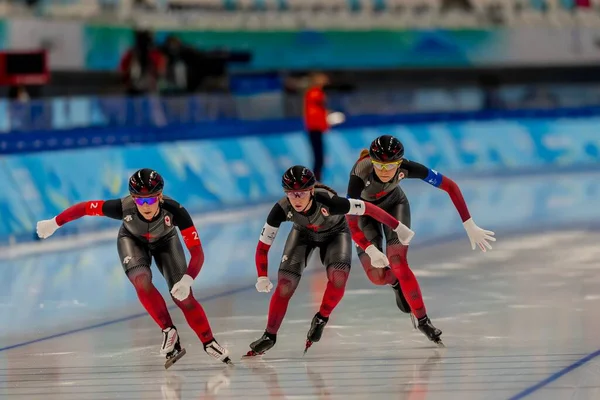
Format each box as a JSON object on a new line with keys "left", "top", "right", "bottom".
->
{"left": 1, "top": 117, "right": 599, "bottom": 245}
{"left": 82, "top": 27, "right": 497, "bottom": 71}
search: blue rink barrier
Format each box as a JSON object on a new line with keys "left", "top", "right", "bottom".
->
{"left": 1, "top": 116, "right": 599, "bottom": 245}
{"left": 2, "top": 102, "right": 600, "bottom": 155}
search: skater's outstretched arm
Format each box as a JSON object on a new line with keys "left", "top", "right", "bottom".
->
{"left": 36, "top": 199, "right": 123, "bottom": 239}
{"left": 344, "top": 175, "right": 375, "bottom": 251}
{"left": 316, "top": 191, "right": 411, "bottom": 270}
{"left": 253, "top": 203, "right": 287, "bottom": 293}
{"left": 344, "top": 175, "right": 395, "bottom": 268}
{"left": 255, "top": 204, "right": 286, "bottom": 276}
{"left": 316, "top": 193, "right": 414, "bottom": 245}
{"left": 162, "top": 199, "right": 205, "bottom": 301}
{"left": 403, "top": 159, "right": 496, "bottom": 252}
{"left": 343, "top": 174, "right": 414, "bottom": 256}
{"left": 162, "top": 199, "right": 204, "bottom": 279}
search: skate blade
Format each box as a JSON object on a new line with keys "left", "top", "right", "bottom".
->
{"left": 241, "top": 350, "right": 264, "bottom": 360}
{"left": 410, "top": 313, "right": 417, "bottom": 330}
{"left": 434, "top": 340, "right": 445, "bottom": 348}
{"left": 223, "top": 357, "right": 235, "bottom": 366}
{"left": 303, "top": 340, "right": 313, "bottom": 356}
{"left": 164, "top": 348, "right": 186, "bottom": 369}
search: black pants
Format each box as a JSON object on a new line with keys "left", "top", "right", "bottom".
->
{"left": 117, "top": 227, "right": 187, "bottom": 290}
{"left": 278, "top": 226, "right": 352, "bottom": 278}
{"left": 308, "top": 130, "right": 324, "bottom": 181}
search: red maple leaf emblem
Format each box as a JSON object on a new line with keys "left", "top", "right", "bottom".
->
{"left": 142, "top": 232, "right": 153, "bottom": 240}
{"left": 306, "top": 224, "right": 320, "bottom": 232}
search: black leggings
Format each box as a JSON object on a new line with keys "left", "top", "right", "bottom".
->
{"left": 117, "top": 228, "right": 187, "bottom": 290}
{"left": 266, "top": 227, "right": 352, "bottom": 333}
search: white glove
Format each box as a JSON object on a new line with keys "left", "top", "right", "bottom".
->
{"left": 365, "top": 244, "right": 390, "bottom": 269}
{"left": 255, "top": 276, "right": 273, "bottom": 293}
{"left": 393, "top": 222, "right": 415, "bottom": 245}
{"left": 170, "top": 274, "right": 194, "bottom": 301}
{"left": 36, "top": 217, "right": 60, "bottom": 239}
{"left": 326, "top": 112, "right": 346, "bottom": 126}
{"left": 463, "top": 218, "right": 496, "bottom": 252}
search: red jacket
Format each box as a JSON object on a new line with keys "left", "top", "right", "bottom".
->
{"left": 119, "top": 48, "right": 166, "bottom": 92}
{"left": 303, "top": 86, "right": 328, "bottom": 132}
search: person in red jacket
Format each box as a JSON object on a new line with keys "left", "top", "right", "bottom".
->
{"left": 303, "top": 72, "right": 330, "bottom": 181}
{"left": 35, "top": 168, "right": 232, "bottom": 368}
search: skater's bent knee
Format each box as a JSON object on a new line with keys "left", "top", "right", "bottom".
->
{"left": 175, "top": 299, "right": 196, "bottom": 311}
{"left": 174, "top": 295, "right": 198, "bottom": 311}
{"left": 365, "top": 269, "right": 388, "bottom": 285}
{"left": 127, "top": 267, "right": 154, "bottom": 292}
{"left": 389, "top": 254, "right": 407, "bottom": 266}
{"left": 276, "top": 278, "right": 297, "bottom": 298}
{"left": 359, "top": 255, "right": 388, "bottom": 285}
{"left": 387, "top": 242, "right": 408, "bottom": 261}
{"left": 327, "top": 267, "right": 349, "bottom": 289}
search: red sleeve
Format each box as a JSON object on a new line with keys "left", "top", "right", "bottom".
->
{"left": 363, "top": 202, "right": 400, "bottom": 230}
{"left": 346, "top": 215, "right": 372, "bottom": 251}
{"left": 180, "top": 226, "right": 204, "bottom": 279}
{"left": 439, "top": 176, "right": 471, "bottom": 222}
{"left": 255, "top": 241, "right": 271, "bottom": 277}
{"left": 55, "top": 201, "right": 105, "bottom": 226}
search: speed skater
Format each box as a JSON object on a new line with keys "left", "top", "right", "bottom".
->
{"left": 346, "top": 135, "right": 496, "bottom": 346}
{"left": 245, "top": 165, "right": 415, "bottom": 357}
{"left": 36, "top": 168, "right": 233, "bottom": 368}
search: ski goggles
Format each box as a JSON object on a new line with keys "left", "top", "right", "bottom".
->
{"left": 371, "top": 160, "right": 402, "bottom": 171}
{"left": 133, "top": 196, "right": 160, "bottom": 206}
{"left": 285, "top": 189, "right": 312, "bottom": 199}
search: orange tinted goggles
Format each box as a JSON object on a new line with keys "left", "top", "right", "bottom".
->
{"left": 371, "top": 160, "right": 402, "bottom": 171}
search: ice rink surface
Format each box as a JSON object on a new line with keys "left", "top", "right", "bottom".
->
{"left": 1, "top": 227, "right": 600, "bottom": 400}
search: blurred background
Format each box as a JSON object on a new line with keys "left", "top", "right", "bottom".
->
{"left": 0, "top": 0, "right": 599, "bottom": 358}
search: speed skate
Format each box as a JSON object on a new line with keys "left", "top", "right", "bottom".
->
{"left": 164, "top": 345, "right": 187, "bottom": 369}
{"left": 161, "top": 327, "right": 187, "bottom": 369}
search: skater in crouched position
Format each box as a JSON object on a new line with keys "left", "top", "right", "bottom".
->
{"left": 347, "top": 135, "right": 496, "bottom": 346}
{"left": 36, "top": 168, "right": 232, "bottom": 368}
{"left": 245, "top": 165, "right": 415, "bottom": 357}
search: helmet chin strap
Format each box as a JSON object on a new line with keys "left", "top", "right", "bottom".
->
{"left": 301, "top": 194, "right": 314, "bottom": 213}
{"left": 294, "top": 188, "right": 315, "bottom": 214}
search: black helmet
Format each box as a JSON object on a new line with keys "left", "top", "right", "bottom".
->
{"left": 282, "top": 165, "right": 316, "bottom": 191}
{"left": 129, "top": 168, "right": 164, "bottom": 196}
{"left": 369, "top": 135, "right": 404, "bottom": 162}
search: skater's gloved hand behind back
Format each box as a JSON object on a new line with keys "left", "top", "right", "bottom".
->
{"left": 171, "top": 274, "right": 193, "bottom": 301}
{"left": 255, "top": 276, "right": 273, "bottom": 293}
{"left": 36, "top": 217, "right": 60, "bottom": 239}
{"left": 393, "top": 223, "right": 414, "bottom": 245}
{"left": 364, "top": 245, "right": 389, "bottom": 268}
{"left": 463, "top": 218, "right": 495, "bottom": 253}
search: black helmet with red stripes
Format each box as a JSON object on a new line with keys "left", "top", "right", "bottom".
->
{"left": 281, "top": 165, "right": 316, "bottom": 191}
{"left": 369, "top": 135, "right": 404, "bottom": 162}
{"left": 129, "top": 168, "right": 164, "bottom": 196}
